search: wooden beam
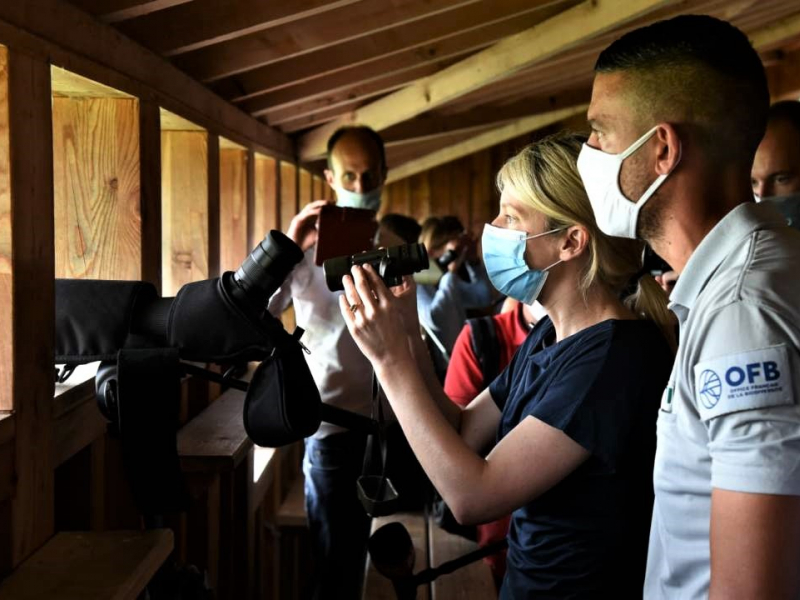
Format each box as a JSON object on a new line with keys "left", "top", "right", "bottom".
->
{"left": 7, "top": 48, "right": 56, "bottom": 567}
{"left": 68, "top": 0, "right": 191, "bottom": 24}
{"left": 381, "top": 89, "right": 591, "bottom": 145}
{"left": 217, "top": 0, "right": 573, "bottom": 102}
{"left": 751, "top": 11, "right": 800, "bottom": 51}
{"left": 264, "top": 60, "right": 460, "bottom": 126}
{"left": 118, "top": 0, "right": 360, "bottom": 57}
{"left": 385, "top": 105, "right": 587, "bottom": 183}
{"left": 241, "top": 43, "right": 489, "bottom": 117}
{"left": 299, "top": 0, "right": 672, "bottom": 161}
{"left": 0, "top": 0, "right": 294, "bottom": 160}
{"left": 174, "top": 0, "right": 481, "bottom": 82}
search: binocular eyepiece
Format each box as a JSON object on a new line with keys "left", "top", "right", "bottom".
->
{"left": 323, "top": 243, "right": 429, "bottom": 292}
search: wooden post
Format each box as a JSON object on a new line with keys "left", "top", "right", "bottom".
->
{"left": 6, "top": 47, "right": 55, "bottom": 568}
{"left": 140, "top": 99, "right": 162, "bottom": 292}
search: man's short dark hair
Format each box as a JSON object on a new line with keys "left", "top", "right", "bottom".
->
{"left": 326, "top": 126, "right": 387, "bottom": 172}
{"left": 379, "top": 214, "right": 421, "bottom": 244}
{"left": 595, "top": 15, "right": 769, "bottom": 165}
{"left": 767, "top": 101, "right": 800, "bottom": 137}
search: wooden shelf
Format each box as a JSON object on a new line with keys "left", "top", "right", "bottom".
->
{"left": 0, "top": 529, "right": 173, "bottom": 600}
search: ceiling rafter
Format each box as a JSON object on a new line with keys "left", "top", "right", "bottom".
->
{"left": 298, "top": 0, "right": 674, "bottom": 161}
{"left": 117, "top": 0, "right": 360, "bottom": 57}
{"left": 214, "top": 0, "right": 577, "bottom": 102}
{"left": 750, "top": 10, "right": 800, "bottom": 50}
{"left": 385, "top": 105, "right": 587, "bottom": 183}
{"left": 67, "top": 0, "right": 190, "bottom": 23}
{"left": 174, "top": 0, "right": 482, "bottom": 82}
{"left": 381, "top": 88, "right": 592, "bottom": 144}
{"left": 264, "top": 59, "right": 464, "bottom": 127}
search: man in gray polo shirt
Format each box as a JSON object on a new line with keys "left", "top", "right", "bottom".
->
{"left": 577, "top": 15, "right": 800, "bottom": 599}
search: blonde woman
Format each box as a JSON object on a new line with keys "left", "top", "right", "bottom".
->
{"left": 339, "top": 132, "right": 674, "bottom": 599}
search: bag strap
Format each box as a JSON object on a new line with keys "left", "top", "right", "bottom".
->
{"left": 468, "top": 315, "right": 500, "bottom": 389}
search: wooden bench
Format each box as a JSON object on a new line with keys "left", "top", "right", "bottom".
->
{"left": 176, "top": 386, "right": 260, "bottom": 600}
{"left": 273, "top": 472, "right": 312, "bottom": 600}
{"left": 0, "top": 529, "right": 173, "bottom": 600}
{"left": 363, "top": 512, "right": 496, "bottom": 600}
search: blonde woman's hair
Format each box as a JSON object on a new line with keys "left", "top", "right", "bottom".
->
{"left": 497, "top": 131, "right": 676, "bottom": 352}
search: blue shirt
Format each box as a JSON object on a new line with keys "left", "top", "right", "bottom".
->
{"left": 490, "top": 316, "right": 672, "bottom": 599}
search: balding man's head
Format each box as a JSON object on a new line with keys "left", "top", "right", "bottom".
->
{"left": 324, "top": 126, "right": 387, "bottom": 195}
{"left": 752, "top": 102, "right": 800, "bottom": 199}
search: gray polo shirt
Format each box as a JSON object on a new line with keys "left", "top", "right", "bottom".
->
{"left": 644, "top": 202, "right": 800, "bottom": 599}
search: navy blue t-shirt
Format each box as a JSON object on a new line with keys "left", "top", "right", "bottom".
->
{"left": 489, "top": 317, "right": 672, "bottom": 599}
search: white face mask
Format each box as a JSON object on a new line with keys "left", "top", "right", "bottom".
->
{"left": 577, "top": 126, "right": 680, "bottom": 239}
{"left": 335, "top": 186, "right": 383, "bottom": 211}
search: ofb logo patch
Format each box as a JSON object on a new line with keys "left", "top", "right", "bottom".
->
{"left": 698, "top": 369, "right": 722, "bottom": 409}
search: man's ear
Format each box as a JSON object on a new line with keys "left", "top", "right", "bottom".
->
{"left": 559, "top": 225, "right": 589, "bottom": 262}
{"left": 654, "top": 123, "right": 681, "bottom": 176}
{"left": 324, "top": 168, "right": 335, "bottom": 188}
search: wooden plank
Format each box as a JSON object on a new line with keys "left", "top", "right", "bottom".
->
{"left": 250, "top": 56, "right": 466, "bottom": 120}
{"left": 381, "top": 88, "right": 592, "bottom": 145}
{"left": 312, "top": 176, "right": 325, "bottom": 202}
{"left": 52, "top": 97, "right": 142, "bottom": 280}
{"left": 0, "top": 530, "right": 174, "bottom": 600}
{"left": 279, "top": 162, "right": 298, "bottom": 234}
{"left": 299, "top": 169, "right": 313, "bottom": 209}
{"left": 428, "top": 518, "right": 495, "bottom": 600}
{"left": 0, "top": 45, "right": 10, "bottom": 413}
{"left": 223, "top": 0, "right": 573, "bottom": 102}
{"left": 118, "top": 0, "right": 360, "bottom": 57}
{"left": 751, "top": 10, "right": 800, "bottom": 50}
{"left": 299, "top": 0, "right": 672, "bottom": 160}
{"left": 50, "top": 65, "right": 133, "bottom": 98}
{"left": 139, "top": 99, "right": 162, "bottom": 292}
{"left": 7, "top": 48, "right": 55, "bottom": 568}
{"left": 252, "top": 155, "right": 279, "bottom": 244}
{"left": 159, "top": 108, "right": 205, "bottom": 132}
{"left": 0, "top": 1, "right": 294, "bottom": 160}
{"left": 264, "top": 59, "right": 460, "bottom": 125}
{"left": 69, "top": 0, "right": 192, "bottom": 23}
{"left": 219, "top": 148, "right": 249, "bottom": 273}
{"left": 363, "top": 512, "right": 430, "bottom": 600}
{"left": 175, "top": 0, "right": 482, "bottom": 82}
{"left": 177, "top": 388, "right": 252, "bottom": 472}
{"left": 386, "top": 105, "right": 587, "bottom": 183}
{"left": 160, "top": 130, "right": 209, "bottom": 296}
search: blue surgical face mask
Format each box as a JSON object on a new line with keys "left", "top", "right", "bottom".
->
{"left": 335, "top": 185, "right": 383, "bottom": 211}
{"left": 481, "top": 223, "right": 564, "bottom": 304}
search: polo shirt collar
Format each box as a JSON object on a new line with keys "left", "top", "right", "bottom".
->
{"left": 669, "top": 201, "right": 785, "bottom": 315}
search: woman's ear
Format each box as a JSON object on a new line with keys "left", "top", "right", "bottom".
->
{"left": 559, "top": 225, "right": 589, "bottom": 262}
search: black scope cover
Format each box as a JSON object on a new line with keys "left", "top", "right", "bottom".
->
{"left": 323, "top": 242, "right": 429, "bottom": 292}
{"left": 234, "top": 230, "right": 304, "bottom": 308}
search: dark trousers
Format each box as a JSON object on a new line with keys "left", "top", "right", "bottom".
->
{"left": 303, "top": 431, "right": 371, "bottom": 600}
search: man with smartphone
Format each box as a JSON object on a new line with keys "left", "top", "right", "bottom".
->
{"left": 268, "top": 126, "right": 397, "bottom": 600}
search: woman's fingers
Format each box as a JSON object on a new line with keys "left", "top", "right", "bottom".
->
{"left": 361, "top": 263, "right": 392, "bottom": 305}
{"left": 341, "top": 274, "right": 361, "bottom": 310}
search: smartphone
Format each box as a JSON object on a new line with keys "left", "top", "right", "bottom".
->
{"left": 314, "top": 204, "right": 379, "bottom": 266}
